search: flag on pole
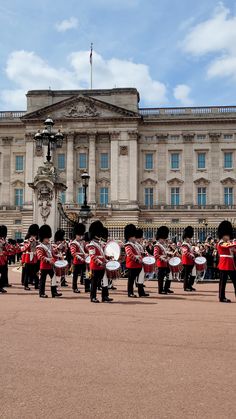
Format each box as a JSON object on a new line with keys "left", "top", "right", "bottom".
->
{"left": 90, "top": 43, "right": 93, "bottom": 89}
{"left": 90, "top": 43, "right": 93, "bottom": 66}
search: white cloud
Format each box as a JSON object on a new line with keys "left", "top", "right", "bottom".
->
{"left": 182, "top": 3, "right": 236, "bottom": 81}
{"left": 0, "top": 49, "right": 167, "bottom": 109}
{"left": 173, "top": 84, "right": 193, "bottom": 106}
{"left": 55, "top": 17, "right": 78, "bottom": 32}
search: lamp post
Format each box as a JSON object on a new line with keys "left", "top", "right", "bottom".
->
{"left": 79, "top": 171, "right": 92, "bottom": 225}
{"left": 34, "top": 117, "right": 64, "bottom": 161}
{"left": 203, "top": 220, "right": 208, "bottom": 240}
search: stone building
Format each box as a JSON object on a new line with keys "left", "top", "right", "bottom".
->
{"left": 0, "top": 88, "right": 236, "bottom": 239}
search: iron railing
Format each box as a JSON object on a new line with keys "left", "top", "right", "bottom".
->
{"left": 139, "top": 106, "right": 236, "bottom": 117}
{"left": 0, "top": 111, "right": 26, "bottom": 119}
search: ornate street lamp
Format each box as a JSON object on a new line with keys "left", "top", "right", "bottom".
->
{"left": 79, "top": 171, "right": 92, "bottom": 224}
{"left": 34, "top": 117, "right": 64, "bottom": 161}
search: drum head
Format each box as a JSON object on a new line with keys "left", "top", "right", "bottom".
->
{"left": 169, "top": 257, "right": 181, "bottom": 267}
{"left": 195, "top": 257, "right": 206, "bottom": 265}
{"left": 142, "top": 256, "right": 155, "bottom": 265}
{"left": 104, "top": 241, "right": 121, "bottom": 261}
{"left": 106, "top": 261, "right": 120, "bottom": 271}
{"left": 54, "top": 260, "right": 68, "bottom": 268}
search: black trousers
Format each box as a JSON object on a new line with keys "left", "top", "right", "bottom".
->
{"left": 157, "top": 267, "right": 171, "bottom": 294}
{"left": 182, "top": 265, "right": 194, "bottom": 290}
{"left": 1, "top": 263, "right": 9, "bottom": 286}
{"left": 0, "top": 265, "right": 6, "bottom": 289}
{"left": 24, "top": 263, "right": 39, "bottom": 288}
{"left": 90, "top": 269, "right": 108, "bottom": 300}
{"left": 127, "top": 268, "right": 144, "bottom": 296}
{"left": 39, "top": 269, "right": 54, "bottom": 296}
{"left": 72, "top": 264, "right": 86, "bottom": 290}
{"left": 219, "top": 270, "right": 236, "bottom": 301}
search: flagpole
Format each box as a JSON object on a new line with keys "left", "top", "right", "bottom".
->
{"left": 90, "top": 43, "right": 93, "bottom": 90}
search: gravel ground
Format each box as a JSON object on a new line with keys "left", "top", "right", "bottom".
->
{"left": 1, "top": 269, "right": 236, "bottom": 419}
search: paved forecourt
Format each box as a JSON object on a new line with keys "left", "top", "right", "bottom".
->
{"left": 1, "top": 268, "right": 236, "bottom": 419}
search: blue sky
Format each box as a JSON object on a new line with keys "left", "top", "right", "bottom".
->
{"left": 1, "top": 0, "right": 236, "bottom": 109}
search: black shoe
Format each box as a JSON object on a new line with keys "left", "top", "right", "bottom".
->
{"left": 73, "top": 289, "right": 81, "bottom": 293}
{"left": 139, "top": 293, "right": 149, "bottom": 297}
{"left": 61, "top": 282, "right": 68, "bottom": 287}
{"left": 4, "top": 283, "right": 12, "bottom": 287}
{"left": 24, "top": 286, "right": 31, "bottom": 291}
{"left": 184, "top": 288, "right": 191, "bottom": 292}
{"left": 189, "top": 287, "right": 196, "bottom": 292}
{"left": 91, "top": 298, "right": 100, "bottom": 303}
{"left": 39, "top": 294, "right": 48, "bottom": 298}
{"left": 220, "top": 298, "right": 231, "bottom": 303}
{"left": 52, "top": 292, "right": 62, "bottom": 298}
{"left": 102, "top": 297, "right": 113, "bottom": 303}
{"left": 166, "top": 289, "right": 174, "bottom": 294}
{"left": 0, "top": 288, "right": 7, "bottom": 293}
{"left": 128, "top": 294, "right": 137, "bottom": 298}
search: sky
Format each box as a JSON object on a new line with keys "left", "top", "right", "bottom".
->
{"left": 1, "top": 0, "right": 236, "bottom": 110}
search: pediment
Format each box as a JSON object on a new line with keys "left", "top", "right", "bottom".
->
{"left": 194, "top": 177, "right": 210, "bottom": 185}
{"left": 220, "top": 177, "right": 236, "bottom": 185}
{"left": 12, "top": 180, "right": 25, "bottom": 187}
{"left": 21, "top": 95, "right": 139, "bottom": 122}
{"left": 141, "top": 178, "right": 158, "bottom": 186}
{"left": 96, "top": 177, "right": 110, "bottom": 186}
{"left": 167, "top": 177, "right": 184, "bottom": 185}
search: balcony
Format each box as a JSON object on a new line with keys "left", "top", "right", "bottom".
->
{"left": 0, "top": 111, "right": 26, "bottom": 119}
{"left": 139, "top": 106, "right": 236, "bottom": 118}
{"left": 140, "top": 204, "right": 236, "bottom": 210}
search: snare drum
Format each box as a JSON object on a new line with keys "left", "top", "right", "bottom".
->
{"left": 169, "top": 257, "right": 182, "bottom": 273}
{"left": 142, "top": 256, "right": 156, "bottom": 274}
{"left": 195, "top": 256, "right": 207, "bottom": 272}
{"left": 106, "top": 261, "right": 121, "bottom": 280}
{"left": 54, "top": 259, "right": 68, "bottom": 277}
{"left": 104, "top": 241, "right": 121, "bottom": 261}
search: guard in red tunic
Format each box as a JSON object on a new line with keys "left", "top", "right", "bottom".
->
{"left": 20, "top": 224, "right": 39, "bottom": 291}
{"left": 36, "top": 225, "right": 62, "bottom": 299}
{"left": 0, "top": 225, "right": 10, "bottom": 293}
{"left": 217, "top": 220, "right": 236, "bottom": 303}
{"left": 69, "top": 223, "right": 87, "bottom": 293}
{"left": 135, "top": 228, "right": 149, "bottom": 296}
{"left": 124, "top": 224, "right": 146, "bottom": 298}
{"left": 154, "top": 226, "right": 173, "bottom": 294}
{"left": 53, "top": 229, "right": 68, "bottom": 287}
{"left": 87, "top": 220, "right": 113, "bottom": 303}
{"left": 181, "top": 226, "right": 196, "bottom": 292}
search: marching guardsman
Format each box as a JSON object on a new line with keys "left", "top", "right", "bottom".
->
{"left": 181, "top": 226, "right": 196, "bottom": 292}
{"left": 36, "top": 225, "right": 62, "bottom": 299}
{"left": 124, "top": 224, "right": 148, "bottom": 298}
{"left": 20, "top": 224, "right": 39, "bottom": 291}
{"left": 87, "top": 220, "right": 113, "bottom": 303}
{"left": 53, "top": 229, "right": 68, "bottom": 287}
{"left": 154, "top": 226, "right": 173, "bottom": 294}
{"left": 0, "top": 225, "right": 11, "bottom": 293}
{"left": 135, "top": 228, "right": 149, "bottom": 296}
{"left": 69, "top": 223, "right": 87, "bottom": 293}
{"left": 217, "top": 221, "right": 236, "bottom": 303}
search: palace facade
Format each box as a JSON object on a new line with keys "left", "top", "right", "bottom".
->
{"left": 0, "top": 88, "right": 236, "bottom": 238}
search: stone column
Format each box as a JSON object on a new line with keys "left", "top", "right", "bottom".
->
{"left": 110, "top": 132, "right": 119, "bottom": 204}
{"left": 1, "top": 137, "right": 12, "bottom": 205}
{"left": 66, "top": 133, "right": 74, "bottom": 203}
{"left": 156, "top": 135, "right": 168, "bottom": 204}
{"left": 24, "top": 134, "right": 34, "bottom": 206}
{"left": 128, "top": 131, "right": 138, "bottom": 208}
{"left": 88, "top": 132, "right": 96, "bottom": 205}
{"left": 183, "top": 133, "right": 195, "bottom": 205}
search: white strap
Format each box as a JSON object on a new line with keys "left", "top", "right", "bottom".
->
{"left": 219, "top": 255, "right": 234, "bottom": 258}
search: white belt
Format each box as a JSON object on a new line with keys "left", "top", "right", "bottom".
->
{"left": 219, "top": 255, "right": 234, "bottom": 258}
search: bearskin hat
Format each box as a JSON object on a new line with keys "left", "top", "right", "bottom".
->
{"left": 124, "top": 224, "right": 137, "bottom": 241}
{"left": 54, "top": 229, "right": 65, "bottom": 242}
{"left": 0, "top": 225, "right": 7, "bottom": 238}
{"left": 89, "top": 220, "right": 104, "bottom": 239}
{"left": 217, "top": 220, "right": 233, "bottom": 240}
{"left": 39, "top": 224, "right": 52, "bottom": 241}
{"left": 156, "top": 226, "right": 169, "bottom": 240}
{"left": 135, "top": 228, "right": 143, "bottom": 239}
{"left": 73, "top": 223, "right": 86, "bottom": 237}
{"left": 102, "top": 227, "right": 109, "bottom": 241}
{"left": 28, "top": 224, "right": 39, "bottom": 237}
{"left": 183, "top": 226, "right": 194, "bottom": 240}
{"left": 17, "top": 238, "right": 23, "bottom": 244}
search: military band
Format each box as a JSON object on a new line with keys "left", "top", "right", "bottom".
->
{"left": 0, "top": 219, "right": 236, "bottom": 304}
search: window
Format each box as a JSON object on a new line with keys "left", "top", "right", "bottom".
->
{"left": 172, "top": 218, "right": 180, "bottom": 224}
{"left": 77, "top": 187, "right": 85, "bottom": 205}
{"left": 145, "top": 153, "right": 153, "bottom": 170}
{"left": 100, "top": 153, "right": 109, "bottom": 170}
{"left": 15, "top": 189, "right": 23, "bottom": 206}
{"left": 60, "top": 191, "right": 66, "bottom": 204}
{"left": 224, "top": 134, "right": 233, "bottom": 139}
{"left": 15, "top": 231, "right": 22, "bottom": 240}
{"left": 197, "top": 135, "right": 206, "bottom": 140}
{"left": 14, "top": 219, "right": 21, "bottom": 225}
{"left": 171, "top": 153, "right": 179, "bottom": 170}
{"left": 144, "top": 188, "right": 154, "bottom": 207}
{"left": 100, "top": 187, "right": 109, "bottom": 206}
{"left": 58, "top": 154, "right": 65, "bottom": 170}
{"left": 224, "top": 187, "right": 233, "bottom": 206}
{"left": 197, "top": 153, "right": 206, "bottom": 169}
{"left": 197, "top": 187, "right": 207, "bottom": 206}
{"left": 224, "top": 152, "right": 233, "bottom": 169}
{"left": 78, "top": 153, "right": 87, "bottom": 169}
{"left": 15, "top": 156, "right": 24, "bottom": 171}
{"left": 171, "top": 188, "right": 180, "bottom": 205}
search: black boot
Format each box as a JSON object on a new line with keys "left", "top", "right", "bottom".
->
{"left": 51, "top": 286, "right": 62, "bottom": 298}
{"left": 84, "top": 277, "right": 91, "bottom": 293}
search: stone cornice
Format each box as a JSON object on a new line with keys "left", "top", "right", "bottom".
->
{"left": 193, "top": 177, "right": 210, "bottom": 185}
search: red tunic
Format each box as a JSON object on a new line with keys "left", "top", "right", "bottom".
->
{"left": 181, "top": 241, "right": 195, "bottom": 266}
{"left": 36, "top": 243, "right": 56, "bottom": 270}
{"left": 70, "top": 240, "right": 86, "bottom": 265}
{"left": 125, "top": 242, "right": 142, "bottom": 269}
{"left": 21, "top": 239, "right": 38, "bottom": 264}
{"left": 0, "top": 238, "right": 9, "bottom": 266}
{"left": 87, "top": 240, "right": 106, "bottom": 271}
{"left": 154, "top": 241, "right": 168, "bottom": 268}
{"left": 217, "top": 241, "right": 236, "bottom": 271}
